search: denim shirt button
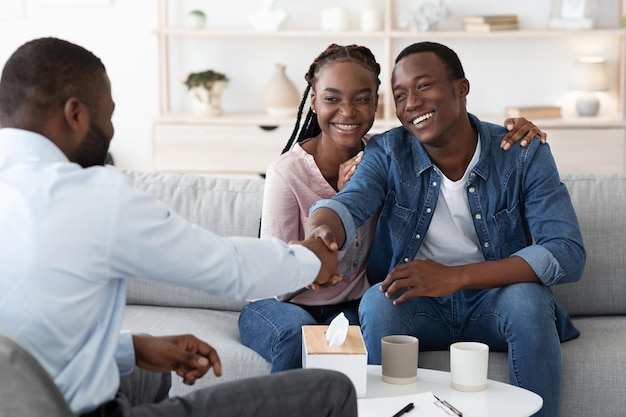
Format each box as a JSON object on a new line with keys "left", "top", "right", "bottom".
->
{"left": 484, "top": 242, "right": 490, "bottom": 248}
{"left": 469, "top": 187, "right": 475, "bottom": 193}
{"left": 426, "top": 208, "right": 432, "bottom": 213}
{"left": 404, "top": 257, "right": 409, "bottom": 263}
{"left": 432, "top": 181, "right": 437, "bottom": 187}
{"left": 415, "top": 234, "right": 421, "bottom": 239}
{"left": 475, "top": 213, "right": 482, "bottom": 220}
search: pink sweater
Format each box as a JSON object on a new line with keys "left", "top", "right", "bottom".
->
{"left": 261, "top": 144, "right": 375, "bottom": 306}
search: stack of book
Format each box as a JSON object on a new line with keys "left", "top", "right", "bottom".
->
{"left": 504, "top": 105, "right": 562, "bottom": 119}
{"left": 463, "top": 15, "right": 519, "bottom": 32}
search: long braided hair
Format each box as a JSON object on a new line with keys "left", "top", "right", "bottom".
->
{"left": 281, "top": 44, "right": 381, "bottom": 155}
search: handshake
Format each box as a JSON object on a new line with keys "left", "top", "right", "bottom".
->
{"left": 293, "top": 234, "right": 342, "bottom": 290}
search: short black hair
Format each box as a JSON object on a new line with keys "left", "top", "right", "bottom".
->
{"left": 395, "top": 42, "right": 465, "bottom": 81}
{"left": 0, "top": 37, "right": 106, "bottom": 126}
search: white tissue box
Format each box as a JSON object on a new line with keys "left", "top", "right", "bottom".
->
{"left": 302, "top": 325, "right": 368, "bottom": 397}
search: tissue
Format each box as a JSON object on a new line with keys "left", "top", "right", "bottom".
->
{"left": 325, "top": 312, "right": 349, "bottom": 346}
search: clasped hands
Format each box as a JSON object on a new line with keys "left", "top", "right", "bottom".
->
{"left": 291, "top": 234, "right": 343, "bottom": 290}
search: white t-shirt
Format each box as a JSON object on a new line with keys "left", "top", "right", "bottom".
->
{"left": 416, "top": 138, "right": 485, "bottom": 266}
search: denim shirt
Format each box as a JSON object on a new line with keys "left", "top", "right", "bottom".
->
{"left": 311, "top": 114, "right": 586, "bottom": 289}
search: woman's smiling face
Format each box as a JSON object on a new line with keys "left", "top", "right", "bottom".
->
{"left": 310, "top": 60, "right": 378, "bottom": 149}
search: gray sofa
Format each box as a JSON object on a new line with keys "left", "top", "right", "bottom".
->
{"left": 121, "top": 170, "right": 626, "bottom": 417}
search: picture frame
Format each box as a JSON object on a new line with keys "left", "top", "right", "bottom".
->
{"left": 559, "top": 0, "right": 587, "bottom": 19}
{"left": 549, "top": 0, "right": 598, "bottom": 30}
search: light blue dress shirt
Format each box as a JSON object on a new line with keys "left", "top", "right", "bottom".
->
{"left": 0, "top": 128, "right": 321, "bottom": 414}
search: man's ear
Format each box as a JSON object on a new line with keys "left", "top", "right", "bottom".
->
{"left": 457, "top": 78, "right": 470, "bottom": 99}
{"left": 63, "top": 97, "right": 90, "bottom": 136}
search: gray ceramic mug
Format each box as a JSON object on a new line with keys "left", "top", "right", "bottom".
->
{"left": 381, "top": 335, "right": 419, "bottom": 384}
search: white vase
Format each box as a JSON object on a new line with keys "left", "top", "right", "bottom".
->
{"left": 191, "top": 80, "right": 227, "bottom": 116}
{"left": 360, "top": 9, "right": 381, "bottom": 32}
{"left": 264, "top": 64, "right": 300, "bottom": 118}
{"left": 248, "top": 1, "right": 287, "bottom": 32}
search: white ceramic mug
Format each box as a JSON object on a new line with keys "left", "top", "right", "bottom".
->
{"left": 381, "top": 335, "right": 419, "bottom": 384}
{"left": 450, "top": 342, "right": 489, "bottom": 392}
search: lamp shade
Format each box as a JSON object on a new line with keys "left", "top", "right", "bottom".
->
{"left": 570, "top": 56, "right": 609, "bottom": 92}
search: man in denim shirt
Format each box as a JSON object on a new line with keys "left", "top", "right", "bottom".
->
{"left": 306, "top": 42, "right": 585, "bottom": 417}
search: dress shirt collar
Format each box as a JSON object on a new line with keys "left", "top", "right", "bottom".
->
{"left": 0, "top": 127, "right": 69, "bottom": 164}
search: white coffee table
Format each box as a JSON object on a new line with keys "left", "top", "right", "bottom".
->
{"left": 362, "top": 365, "right": 542, "bottom": 417}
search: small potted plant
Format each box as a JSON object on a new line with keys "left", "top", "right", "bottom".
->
{"left": 184, "top": 70, "right": 229, "bottom": 116}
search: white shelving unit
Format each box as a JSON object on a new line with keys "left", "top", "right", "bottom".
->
{"left": 153, "top": 0, "right": 626, "bottom": 176}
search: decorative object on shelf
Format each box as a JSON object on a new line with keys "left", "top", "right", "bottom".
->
{"left": 360, "top": 8, "right": 382, "bottom": 32}
{"left": 185, "top": 9, "right": 206, "bottom": 29}
{"left": 570, "top": 56, "right": 609, "bottom": 117}
{"left": 263, "top": 63, "right": 300, "bottom": 118}
{"left": 320, "top": 7, "right": 349, "bottom": 31}
{"left": 463, "top": 15, "right": 519, "bottom": 32}
{"left": 184, "top": 70, "right": 229, "bottom": 116}
{"left": 248, "top": 0, "right": 287, "bottom": 32}
{"left": 549, "top": 0, "right": 598, "bottom": 30}
{"left": 397, "top": 0, "right": 448, "bottom": 32}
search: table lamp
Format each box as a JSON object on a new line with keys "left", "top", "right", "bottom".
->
{"left": 570, "top": 56, "right": 609, "bottom": 117}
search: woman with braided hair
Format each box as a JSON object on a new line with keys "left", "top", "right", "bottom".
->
{"left": 238, "top": 43, "right": 546, "bottom": 372}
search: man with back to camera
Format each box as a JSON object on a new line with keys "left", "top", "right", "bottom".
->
{"left": 0, "top": 37, "right": 357, "bottom": 417}
{"left": 305, "top": 41, "right": 585, "bottom": 417}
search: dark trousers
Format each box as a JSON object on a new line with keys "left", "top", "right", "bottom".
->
{"left": 81, "top": 367, "right": 356, "bottom": 417}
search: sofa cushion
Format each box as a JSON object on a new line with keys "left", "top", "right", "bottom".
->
{"left": 122, "top": 305, "right": 270, "bottom": 395}
{"left": 122, "top": 170, "right": 265, "bottom": 311}
{"left": 554, "top": 174, "right": 626, "bottom": 316}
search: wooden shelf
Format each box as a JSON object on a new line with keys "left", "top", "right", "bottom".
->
{"left": 154, "top": 0, "right": 626, "bottom": 175}
{"left": 157, "top": 27, "right": 626, "bottom": 40}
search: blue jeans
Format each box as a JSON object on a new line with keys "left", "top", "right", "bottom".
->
{"left": 359, "top": 283, "right": 562, "bottom": 417}
{"left": 238, "top": 298, "right": 360, "bottom": 372}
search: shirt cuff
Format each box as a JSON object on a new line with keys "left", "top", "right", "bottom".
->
{"left": 310, "top": 199, "right": 356, "bottom": 251}
{"left": 115, "top": 331, "right": 136, "bottom": 375}
{"left": 287, "top": 242, "right": 322, "bottom": 288}
{"left": 513, "top": 245, "right": 565, "bottom": 287}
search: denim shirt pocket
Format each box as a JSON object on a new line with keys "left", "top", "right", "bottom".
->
{"left": 382, "top": 191, "right": 413, "bottom": 242}
{"left": 493, "top": 202, "right": 527, "bottom": 257}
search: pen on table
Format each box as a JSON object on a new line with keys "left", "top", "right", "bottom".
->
{"left": 391, "top": 402, "right": 414, "bottom": 417}
{"left": 434, "top": 395, "right": 463, "bottom": 417}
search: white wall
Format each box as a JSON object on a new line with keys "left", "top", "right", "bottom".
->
{"left": 0, "top": 0, "right": 158, "bottom": 170}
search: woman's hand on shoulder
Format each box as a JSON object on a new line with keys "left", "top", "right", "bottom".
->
{"left": 337, "top": 150, "right": 363, "bottom": 191}
{"left": 501, "top": 117, "right": 547, "bottom": 150}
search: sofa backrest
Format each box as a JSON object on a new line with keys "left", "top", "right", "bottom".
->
{"left": 123, "top": 170, "right": 265, "bottom": 312}
{"left": 123, "top": 170, "right": 626, "bottom": 317}
{"left": 553, "top": 173, "right": 626, "bottom": 317}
